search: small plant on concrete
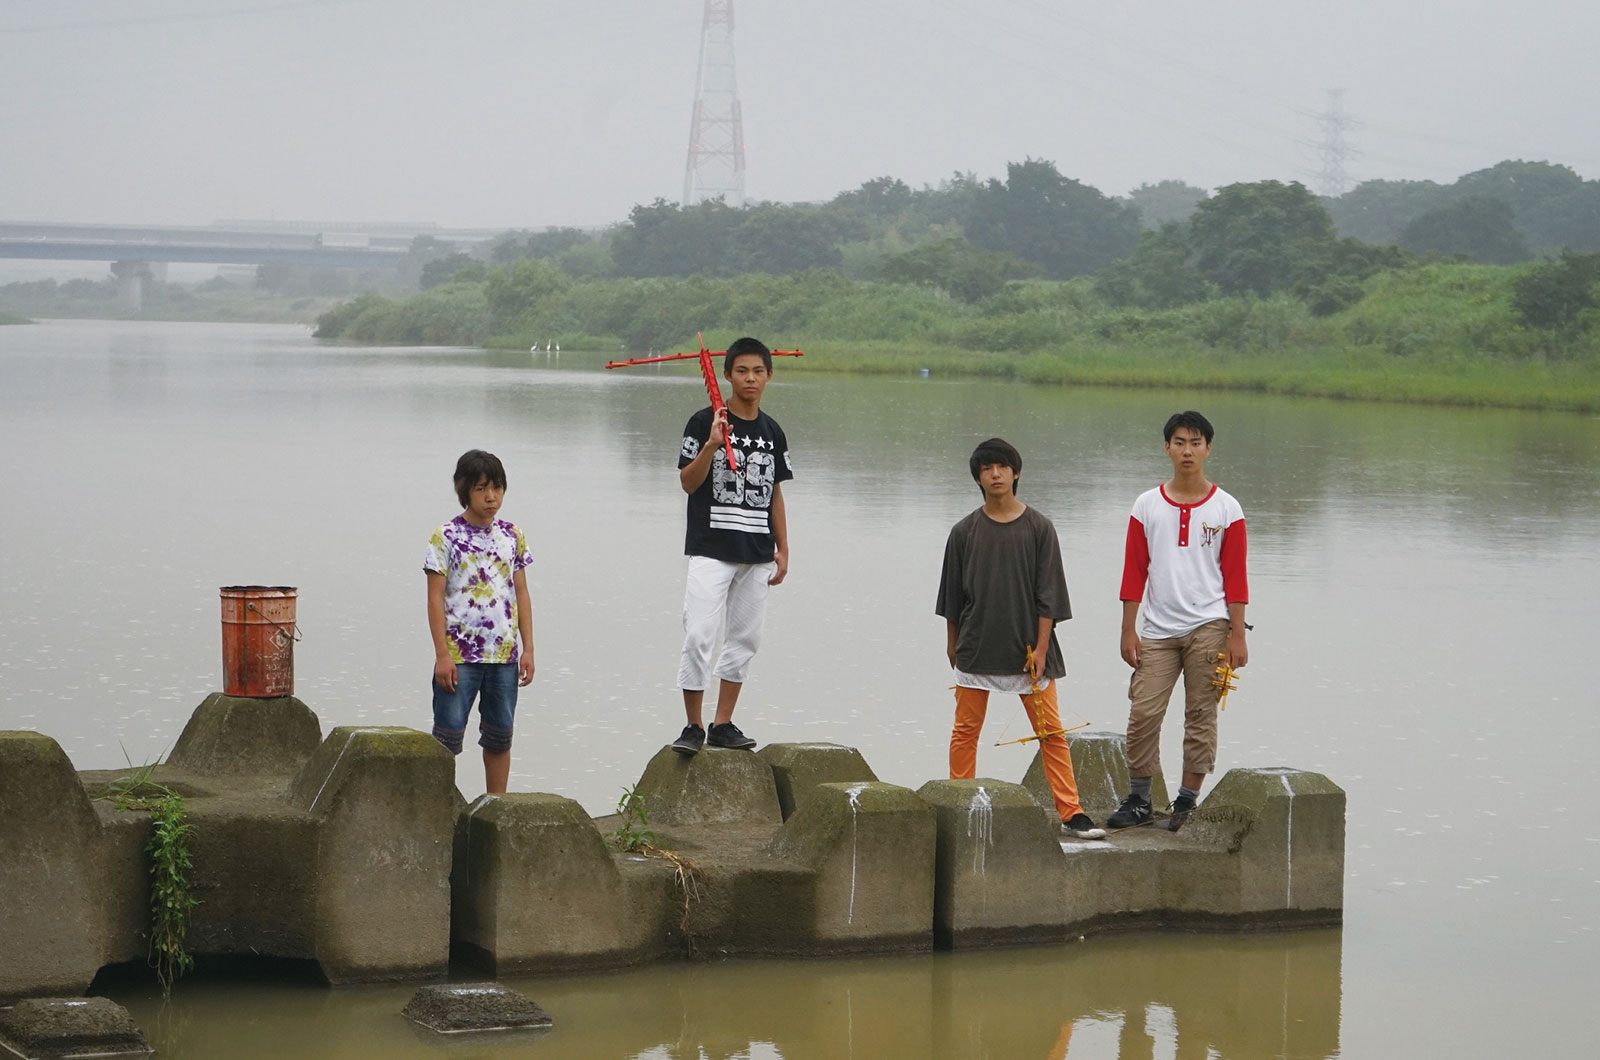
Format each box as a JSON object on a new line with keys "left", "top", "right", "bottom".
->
{"left": 607, "top": 785, "right": 657, "bottom": 852}
{"left": 92, "top": 748, "right": 199, "bottom": 997}
{"left": 604, "top": 786, "right": 702, "bottom": 953}
{"left": 145, "top": 793, "right": 200, "bottom": 996}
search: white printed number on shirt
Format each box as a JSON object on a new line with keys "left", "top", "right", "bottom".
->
{"left": 681, "top": 436, "right": 702, "bottom": 460}
{"left": 711, "top": 448, "right": 776, "bottom": 508}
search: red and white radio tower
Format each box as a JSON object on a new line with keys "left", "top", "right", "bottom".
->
{"left": 682, "top": 0, "right": 746, "bottom": 208}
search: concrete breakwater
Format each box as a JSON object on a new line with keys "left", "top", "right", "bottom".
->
{"left": 0, "top": 695, "right": 1344, "bottom": 1000}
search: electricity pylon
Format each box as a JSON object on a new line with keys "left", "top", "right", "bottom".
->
{"left": 682, "top": 0, "right": 746, "bottom": 208}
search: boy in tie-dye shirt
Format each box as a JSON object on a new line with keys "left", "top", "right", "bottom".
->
{"left": 424, "top": 450, "right": 534, "bottom": 793}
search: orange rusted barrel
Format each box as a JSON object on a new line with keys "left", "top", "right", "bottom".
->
{"left": 220, "top": 586, "right": 299, "bottom": 697}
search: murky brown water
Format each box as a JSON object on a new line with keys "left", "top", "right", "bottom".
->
{"left": 3, "top": 319, "right": 1597, "bottom": 1057}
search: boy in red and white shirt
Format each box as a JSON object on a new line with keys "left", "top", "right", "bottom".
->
{"left": 1107, "top": 411, "right": 1248, "bottom": 832}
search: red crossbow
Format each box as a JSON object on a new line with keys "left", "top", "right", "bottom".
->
{"left": 604, "top": 333, "right": 803, "bottom": 472}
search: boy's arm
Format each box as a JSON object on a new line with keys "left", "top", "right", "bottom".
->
{"left": 426, "top": 572, "right": 457, "bottom": 692}
{"left": 1030, "top": 616, "right": 1052, "bottom": 680}
{"left": 1226, "top": 601, "right": 1248, "bottom": 669}
{"left": 679, "top": 411, "right": 726, "bottom": 494}
{"left": 768, "top": 482, "right": 788, "bottom": 585}
{"left": 1119, "top": 600, "right": 1142, "bottom": 669}
{"left": 513, "top": 568, "right": 536, "bottom": 685}
{"left": 1119, "top": 514, "right": 1150, "bottom": 669}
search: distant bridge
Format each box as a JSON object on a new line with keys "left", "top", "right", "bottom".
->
{"left": 0, "top": 220, "right": 501, "bottom": 310}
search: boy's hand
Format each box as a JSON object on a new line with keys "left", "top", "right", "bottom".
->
{"left": 1120, "top": 630, "right": 1141, "bottom": 669}
{"left": 768, "top": 548, "right": 788, "bottom": 586}
{"left": 1227, "top": 629, "right": 1248, "bottom": 669}
{"left": 1027, "top": 644, "right": 1047, "bottom": 682}
{"left": 433, "top": 656, "right": 458, "bottom": 692}
{"left": 708, "top": 409, "right": 727, "bottom": 448}
{"left": 518, "top": 651, "right": 535, "bottom": 686}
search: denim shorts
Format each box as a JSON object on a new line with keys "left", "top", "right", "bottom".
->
{"left": 431, "top": 662, "right": 517, "bottom": 755}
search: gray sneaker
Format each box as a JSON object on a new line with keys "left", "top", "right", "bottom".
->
{"left": 1163, "top": 794, "right": 1197, "bottom": 832}
{"left": 671, "top": 724, "right": 705, "bottom": 756}
{"left": 1106, "top": 793, "right": 1153, "bottom": 830}
{"left": 706, "top": 721, "right": 756, "bottom": 750}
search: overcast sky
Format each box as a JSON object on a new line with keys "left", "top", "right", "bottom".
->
{"left": 3, "top": 0, "right": 1597, "bottom": 230}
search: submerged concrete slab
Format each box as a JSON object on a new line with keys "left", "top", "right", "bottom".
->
{"left": 767, "top": 782, "right": 935, "bottom": 952}
{"left": 1021, "top": 730, "right": 1169, "bottom": 821}
{"left": 0, "top": 997, "right": 152, "bottom": 1059}
{"left": 402, "top": 983, "right": 552, "bottom": 1035}
{"left": 168, "top": 693, "right": 321, "bottom": 775}
{"left": 917, "top": 780, "right": 1070, "bottom": 947}
{"left": 758, "top": 742, "right": 877, "bottom": 820}
{"left": 451, "top": 793, "right": 672, "bottom": 974}
{"left": 634, "top": 745, "right": 782, "bottom": 826}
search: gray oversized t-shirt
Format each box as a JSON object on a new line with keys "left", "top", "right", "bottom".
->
{"left": 935, "top": 505, "right": 1073, "bottom": 679}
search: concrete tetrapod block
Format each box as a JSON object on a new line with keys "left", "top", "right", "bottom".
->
{"left": 1020, "top": 730, "right": 1169, "bottom": 821}
{"left": 167, "top": 693, "right": 322, "bottom": 775}
{"left": 757, "top": 742, "right": 878, "bottom": 820}
{"left": 0, "top": 733, "right": 108, "bottom": 1001}
{"left": 1168, "top": 767, "right": 1346, "bottom": 922}
{"left": 402, "top": 982, "right": 553, "bottom": 1035}
{"left": 916, "top": 779, "right": 1071, "bottom": 948}
{"left": 286, "top": 726, "right": 457, "bottom": 983}
{"left": 451, "top": 794, "right": 671, "bottom": 974}
{"left": 0, "top": 997, "right": 153, "bottom": 1059}
{"left": 633, "top": 745, "right": 782, "bottom": 826}
{"left": 767, "top": 782, "right": 935, "bottom": 952}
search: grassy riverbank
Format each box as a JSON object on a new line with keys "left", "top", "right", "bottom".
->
{"left": 0, "top": 311, "right": 32, "bottom": 325}
{"left": 318, "top": 262, "right": 1600, "bottom": 413}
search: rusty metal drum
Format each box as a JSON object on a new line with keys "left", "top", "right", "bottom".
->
{"left": 219, "top": 586, "right": 299, "bottom": 697}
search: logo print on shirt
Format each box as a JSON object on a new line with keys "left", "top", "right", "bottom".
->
{"left": 1200, "top": 521, "right": 1223, "bottom": 547}
{"left": 681, "top": 436, "right": 701, "bottom": 460}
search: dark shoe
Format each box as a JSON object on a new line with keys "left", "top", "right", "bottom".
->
{"left": 706, "top": 721, "right": 756, "bottom": 750}
{"left": 1061, "top": 813, "right": 1107, "bottom": 840}
{"left": 1106, "top": 793, "right": 1153, "bottom": 829}
{"left": 671, "top": 724, "right": 705, "bottom": 756}
{"left": 1163, "top": 794, "right": 1197, "bottom": 832}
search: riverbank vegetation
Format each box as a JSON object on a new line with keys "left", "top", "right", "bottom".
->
{"left": 0, "top": 311, "right": 31, "bottom": 324}
{"left": 312, "top": 164, "right": 1600, "bottom": 411}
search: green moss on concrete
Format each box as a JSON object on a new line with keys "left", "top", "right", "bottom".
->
{"left": 168, "top": 694, "right": 321, "bottom": 775}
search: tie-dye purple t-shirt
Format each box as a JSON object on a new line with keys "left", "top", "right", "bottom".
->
{"left": 423, "top": 516, "right": 532, "bottom": 664}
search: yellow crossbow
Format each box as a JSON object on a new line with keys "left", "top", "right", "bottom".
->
{"left": 1212, "top": 652, "right": 1240, "bottom": 711}
{"left": 992, "top": 646, "right": 1090, "bottom": 747}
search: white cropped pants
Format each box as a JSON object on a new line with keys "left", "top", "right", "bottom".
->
{"left": 677, "top": 555, "right": 774, "bottom": 690}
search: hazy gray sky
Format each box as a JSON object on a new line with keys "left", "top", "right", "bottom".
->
{"left": 3, "top": 0, "right": 1597, "bottom": 229}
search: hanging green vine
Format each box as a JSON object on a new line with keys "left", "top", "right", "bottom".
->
{"left": 95, "top": 752, "right": 199, "bottom": 997}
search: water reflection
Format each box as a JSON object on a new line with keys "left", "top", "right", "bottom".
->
{"left": 114, "top": 931, "right": 1341, "bottom": 1059}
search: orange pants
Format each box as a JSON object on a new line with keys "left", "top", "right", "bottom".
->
{"left": 950, "top": 680, "right": 1082, "bottom": 821}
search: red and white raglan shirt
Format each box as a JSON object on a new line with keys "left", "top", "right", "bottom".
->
{"left": 1120, "top": 484, "right": 1248, "bottom": 639}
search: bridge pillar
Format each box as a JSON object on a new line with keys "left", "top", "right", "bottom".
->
{"left": 110, "top": 261, "right": 146, "bottom": 314}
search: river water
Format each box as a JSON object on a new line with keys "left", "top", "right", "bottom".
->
{"left": 1, "top": 319, "right": 1596, "bottom": 1058}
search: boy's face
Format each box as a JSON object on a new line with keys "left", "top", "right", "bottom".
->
{"left": 977, "top": 462, "right": 1018, "bottom": 499}
{"left": 725, "top": 354, "right": 771, "bottom": 405}
{"left": 1165, "top": 427, "right": 1211, "bottom": 474}
{"left": 464, "top": 476, "right": 504, "bottom": 523}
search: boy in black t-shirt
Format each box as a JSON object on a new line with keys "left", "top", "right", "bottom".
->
{"left": 670, "top": 337, "right": 794, "bottom": 755}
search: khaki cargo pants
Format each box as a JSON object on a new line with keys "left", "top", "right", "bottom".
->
{"left": 1124, "top": 619, "right": 1231, "bottom": 778}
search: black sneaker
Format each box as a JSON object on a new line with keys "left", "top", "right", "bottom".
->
{"left": 706, "top": 721, "right": 756, "bottom": 750}
{"left": 1061, "top": 813, "right": 1107, "bottom": 840}
{"left": 1163, "top": 794, "right": 1197, "bottom": 832}
{"left": 671, "top": 724, "right": 705, "bottom": 756}
{"left": 1106, "top": 793, "right": 1153, "bottom": 829}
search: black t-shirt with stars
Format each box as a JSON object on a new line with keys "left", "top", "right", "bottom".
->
{"left": 677, "top": 406, "right": 794, "bottom": 563}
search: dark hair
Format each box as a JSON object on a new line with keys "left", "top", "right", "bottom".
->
{"left": 969, "top": 437, "right": 1023, "bottom": 494}
{"left": 723, "top": 336, "right": 772, "bottom": 375}
{"left": 1163, "top": 410, "right": 1214, "bottom": 444}
{"left": 453, "top": 449, "right": 507, "bottom": 507}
